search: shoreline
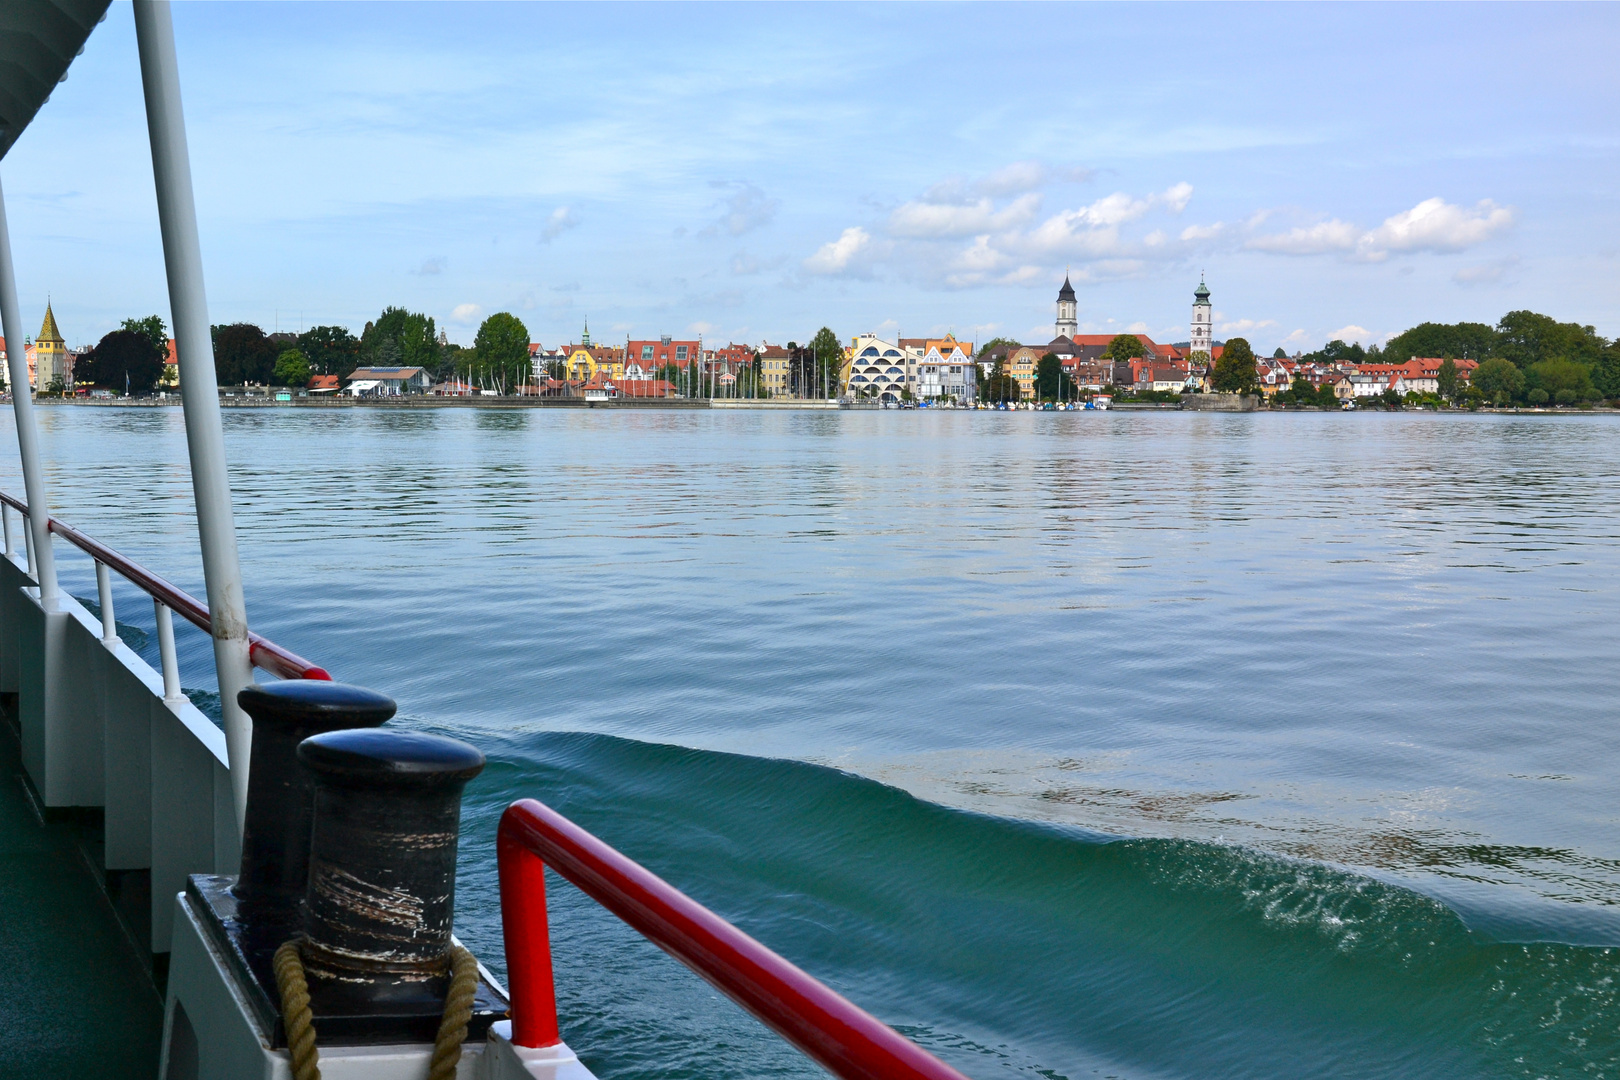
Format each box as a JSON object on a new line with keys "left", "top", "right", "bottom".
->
{"left": 15, "top": 398, "right": 1620, "bottom": 415}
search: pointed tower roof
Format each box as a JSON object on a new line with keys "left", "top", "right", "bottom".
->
{"left": 1194, "top": 275, "right": 1210, "bottom": 303}
{"left": 1057, "top": 274, "right": 1076, "bottom": 302}
{"left": 581, "top": 317, "right": 591, "bottom": 348}
{"left": 37, "top": 301, "right": 63, "bottom": 345}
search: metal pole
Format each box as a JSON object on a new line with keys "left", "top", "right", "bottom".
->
{"left": 0, "top": 175, "right": 61, "bottom": 607}
{"left": 135, "top": 0, "right": 255, "bottom": 833}
{"left": 154, "top": 599, "right": 184, "bottom": 703}
{"left": 96, "top": 561, "right": 117, "bottom": 643}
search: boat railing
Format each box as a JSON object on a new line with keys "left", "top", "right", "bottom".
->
{"left": 497, "top": 797, "right": 970, "bottom": 1080}
{"left": 0, "top": 491, "right": 328, "bottom": 684}
{"left": 0, "top": 486, "right": 325, "bottom": 954}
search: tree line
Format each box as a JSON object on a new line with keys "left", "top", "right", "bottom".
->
{"left": 73, "top": 307, "right": 539, "bottom": 395}
{"left": 1295, "top": 310, "right": 1620, "bottom": 407}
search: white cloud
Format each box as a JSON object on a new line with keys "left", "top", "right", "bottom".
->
{"left": 803, "top": 227, "right": 872, "bottom": 276}
{"left": 1326, "top": 324, "right": 1374, "bottom": 345}
{"left": 889, "top": 192, "right": 1041, "bottom": 239}
{"left": 1247, "top": 218, "right": 1362, "bottom": 255}
{"left": 973, "top": 160, "right": 1091, "bottom": 196}
{"left": 1218, "top": 318, "right": 1278, "bottom": 335}
{"left": 451, "top": 303, "right": 482, "bottom": 323}
{"left": 1363, "top": 197, "right": 1514, "bottom": 255}
{"left": 541, "top": 206, "right": 579, "bottom": 243}
{"left": 1180, "top": 222, "right": 1225, "bottom": 242}
{"left": 1246, "top": 198, "right": 1515, "bottom": 260}
{"left": 687, "top": 321, "right": 718, "bottom": 336}
{"left": 1023, "top": 183, "right": 1194, "bottom": 255}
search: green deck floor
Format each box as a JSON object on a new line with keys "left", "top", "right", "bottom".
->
{"left": 0, "top": 706, "right": 163, "bottom": 1078}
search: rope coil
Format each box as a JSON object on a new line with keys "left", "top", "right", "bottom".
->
{"left": 273, "top": 939, "right": 481, "bottom": 1080}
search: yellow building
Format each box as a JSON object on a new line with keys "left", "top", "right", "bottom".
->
{"left": 759, "top": 344, "right": 790, "bottom": 396}
{"left": 1007, "top": 346, "right": 1042, "bottom": 400}
{"left": 565, "top": 345, "right": 624, "bottom": 381}
{"left": 25, "top": 303, "right": 70, "bottom": 392}
{"left": 562, "top": 321, "right": 624, "bottom": 381}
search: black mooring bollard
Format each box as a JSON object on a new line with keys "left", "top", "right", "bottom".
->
{"left": 234, "top": 681, "right": 396, "bottom": 932}
{"left": 295, "top": 728, "right": 485, "bottom": 984}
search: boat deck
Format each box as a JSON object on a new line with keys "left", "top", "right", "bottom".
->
{"left": 0, "top": 697, "right": 163, "bottom": 1077}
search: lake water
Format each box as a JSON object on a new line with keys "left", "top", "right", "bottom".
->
{"left": 5, "top": 404, "right": 1619, "bottom": 1079}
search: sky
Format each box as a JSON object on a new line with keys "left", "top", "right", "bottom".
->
{"left": 4, "top": 2, "right": 1618, "bottom": 354}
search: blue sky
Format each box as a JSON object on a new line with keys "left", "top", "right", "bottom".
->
{"left": 5, "top": 2, "right": 1618, "bottom": 353}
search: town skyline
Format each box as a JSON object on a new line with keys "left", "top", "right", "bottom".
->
{"left": 3, "top": 4, "right": 1617, "bottom": 352}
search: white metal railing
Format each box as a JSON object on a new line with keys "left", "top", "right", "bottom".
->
{"left": 0, "top": 490, "right": 327, "bottom": 954}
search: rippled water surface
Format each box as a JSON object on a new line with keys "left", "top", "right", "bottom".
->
{"left": 5, "top": 405, "right": 1619, "bottom": 1079}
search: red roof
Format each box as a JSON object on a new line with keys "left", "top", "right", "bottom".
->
{"left": 308, "top": 374, "right": 340, "bottom": 391}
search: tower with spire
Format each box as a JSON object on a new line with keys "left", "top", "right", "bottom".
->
{"left": 1190, "top": 274, "right": 1212, "bottom": 358}
{"left": 1054, "top": 273, "right": 1077, "bottom": 339}
{"left": 31, "top": 301, "right": 67, "bottom": 391}
{"left": 580, "top": 318, "right": 591, "bottom": 348}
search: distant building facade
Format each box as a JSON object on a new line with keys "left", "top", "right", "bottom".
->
{"left": 344, "top": 366, "right": 432, "bottom": 395}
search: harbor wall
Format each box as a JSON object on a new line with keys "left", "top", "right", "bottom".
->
{"left": 1181, "top": 393, "right": 1261, "bottom": 411}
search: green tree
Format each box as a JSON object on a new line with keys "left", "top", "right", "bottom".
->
{"left": 1437, "top": 357, "right": 1459, "bottom": 399}
{"left": 1299, "top": 339, "right": 1365, "bottom": 366}
{"left": 810, "top": 326, "right": 842, "bottom": 397}
{"left": 1527, "top": 389, "right": 1550, "bottom": 406}
{"left": 1526, "top": 357, "right": 1597, "bottom": 401}
{"left": 1384, "top": 322, "right": 1497, "bottom": 364}
{"left": 120, "top": 315, "right": 168, "bottom": 357}
{"left": 1210, "top": 338, "right": 1258, "bottom": 394}
{"left": 297, "top": 325, "right": 361, "bottom": 376}
{"left": 474, "top": 312, "right": 531, "bottom": 391}
{"left": 1595, "top": 343, "right": 1620, "bottom": 400}
{"left": 982, "top": 354, "right": 1020, "bottom": 402}
{"left": 78, "top": 329, "right": 165, "bottom": 396}
{"left": 211, "top": 323, "right": 276, "bottom": 385}
{"left": 361, "top": 307, "right": 441, "bottom": 372}
{"left": 1471, "top": 357, "right": 1525, "bottom": 401}
{"left": 1104, "top": 333, "right": 1147, "bottom": 361}
{"left": 1273, "top": 347, "right": 1288, "bottom": 359}
{"left": 1316, "top": 382, "right": 1340, "bottom": 409}
{"left": 1287, "top": 373, "right": 1313, "bottom": 405}
{"left": 273, "top": 349, "right": 311, "bottom": 387}
{"left": 977, "top": 337, "right": 1022, "bottom": 359}
{"left": 1496, "top": 311, "right": 1605, "bottom": 369}
{"left": 1035, "top": 353, "right": 1070, "bottom": 400}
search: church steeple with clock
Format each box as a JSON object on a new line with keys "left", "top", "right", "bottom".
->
{"left": 1190, "top": 275, "right": 1213, "bottom": 356}
{"left": 1054, "top": 273, "right": 1077, "bottom": 339}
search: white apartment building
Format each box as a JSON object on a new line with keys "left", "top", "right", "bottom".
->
{"left": 913, "top": 342, "right": 977, "bottom": 402}
{"left": 846, "top": 335, "right": 910, "bottom": 403}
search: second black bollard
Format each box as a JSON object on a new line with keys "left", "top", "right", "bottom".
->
{"left": 295, "top": 728, "right": 485, "bottom": 985}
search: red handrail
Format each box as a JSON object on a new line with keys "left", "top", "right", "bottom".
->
{"left": 497, "top": 798, "right": 972, "bottom": 1080}
{"left": 1, "top": 490, "right": 329, "bottom": 680}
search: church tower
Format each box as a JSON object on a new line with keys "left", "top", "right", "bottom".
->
{"left": 34, "top": 301, "right": 66, "bottom": 391}
{"left": 1190, "top": 275, "right": 1212, "bottom": 357}
{"left": 1054, "top": 274, "right": 1077, "bottom": 340}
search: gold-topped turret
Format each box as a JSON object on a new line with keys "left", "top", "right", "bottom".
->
{"left": 37, "top": 301, "right": 64, "bottom": 345}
